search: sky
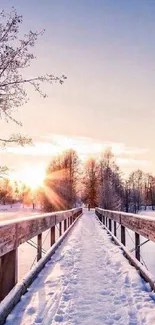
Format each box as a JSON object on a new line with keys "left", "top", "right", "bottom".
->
{"left": 1, "top": 0, "right": 155, "bottom": 180}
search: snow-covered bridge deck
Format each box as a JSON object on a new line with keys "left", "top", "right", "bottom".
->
{"left": 4, "top": 211, "right": 155, "bottom": 325}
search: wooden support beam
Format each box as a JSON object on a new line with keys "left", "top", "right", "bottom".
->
{"left": 59, "top": 222, "right": 62, "bottom": 237}
{"left": 50, "top": 226, "right": 55, "bottom": 246}
{"left": 64, "top": 219, "right": 67, "bottom": 231}
{"left": 37, "top": 234, "right": 42, "bottom": 261}
{"left": 106, "top": 217, "right": 108, "bottom": 227}
{"left": 109, "top": 219, "right": 112, "bottom": 231}
{"left": 121, "top": 225, "right": 126, "bottom": 246}
{"left": 135, "top": 232, "right": 140, "bottom": 261}
{"left": 0, "top": 249, "right": 18, "bottom": 302}
{"left": 114, "top": 221, "right": 117, "bottom": 237}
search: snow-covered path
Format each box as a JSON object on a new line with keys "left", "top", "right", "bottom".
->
{"left": 5, "top": 211, "right": 155, "bottom": 325}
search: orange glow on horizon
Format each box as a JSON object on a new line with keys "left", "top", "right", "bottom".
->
{"left": 11, "top": 166, "right": 46, "bottom": 189}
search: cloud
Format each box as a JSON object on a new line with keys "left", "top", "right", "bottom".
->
{"left": 1, "top": 134, "right": 150, "bottom": 174}
{"left": 116, "top": 157, "right": 149, "bottom": 167}
{"left": 3, "top": 133, "right": 149, "bottom": 158}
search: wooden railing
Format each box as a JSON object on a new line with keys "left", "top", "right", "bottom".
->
{"left": 0, "top": 208, "right": 82, "bottom": 301}
{"left": 95, "top": 207, "right": 155, "bottom": 261}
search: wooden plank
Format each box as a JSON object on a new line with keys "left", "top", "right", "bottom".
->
{"left": 121, "top": 225, "right": 126, "bottom": 246}
{"left": 0, "top": 249, "right": 18, "bottom": 302}
{"left": 0, "top": 224, "right": 16, "bottom": 257}
{"left": 59, "top": 222, "right": 62, "bottom": 237}
{"left": 95, "top": 208, "right": 155, "bottom": 242}
{"left": 50, "top": 226, "right": 55, "bottom": 246}
{"left": 114, "top": 221, "right": 117, "bottom": 237}
{"left": 37, "top": 234, "right": 42, "bottom": 261}
{"left": 96, "top": 208, "right": 121, "bottom": 223}
{"left": 135, "top": 232, "right": 140, "bottom": 261}
{"left": 64, "top": 219, "right": 67, "bottom": 231}
{"left": 109, "top": 219, "right": 112, "bottom": 231}
{"left": 0, "top": 208, "right": 82, "bottom": 258}
{"left": 106, "top": 217, "right": 108, "bottom": 227}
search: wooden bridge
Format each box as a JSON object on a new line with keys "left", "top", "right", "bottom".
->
{"left": 0, "top": 208, "right": 155, "bottom": 324}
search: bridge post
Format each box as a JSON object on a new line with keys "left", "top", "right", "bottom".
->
{"left": 50, "top": 226, "right": 55, "bottom": 246}
{"left": 64, "top": 219, "right": 67, "bottom": 231}
{"left": 114, "top": 221, "right": 117, "bottom": 237}
{"left": 99, "top": 215, "right": 102, "bottom": 223}
{"left": 103, "top": 215, "right": 105, "bottom": 224}
{"left": 106, "top": 217, "right": 108, "bottom": 227}
{"left": 37, "top": 234, "right": 42, "bottom": 261}
{"left": 109, "top": 219, "right": 112, "bottom": 231}
{"left": 121, "top": 225, "right": 126, "bottom": 246}
{"left": 0, "top": 249, "right": 18, "bottom": 302}
{"left": 59, "top": 222, "right": 62, "bottom": 237}
{"left": 135, "top": 232, "right": 140, "bottom": 261}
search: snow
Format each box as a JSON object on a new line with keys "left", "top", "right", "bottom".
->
{"left": 0, "top": 202, "right": 41, "bottom": 212}
{"left": 4, "top": 211, "right": 155, "bottom": 325}
{"left": 139, "top": 210, "right": 155, "bottom": 218}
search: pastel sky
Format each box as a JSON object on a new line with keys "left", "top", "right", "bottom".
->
{"left": 1, "top": 0, "right": 155, "bottom": 179}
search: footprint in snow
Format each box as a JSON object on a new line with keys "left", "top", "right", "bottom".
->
{"left": 54, "top": 314, "right": 63, "bottom": 322}
{"left": 100, "top": 289, "right": 111, "bottom": 295}
{"left": 26, "top": 306, "right": 36, "bottom": 315}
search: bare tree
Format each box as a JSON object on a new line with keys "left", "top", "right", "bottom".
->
{"left": 82, "top": 158, "right": 98, "bottom": 208}
{"left": 0, "top": 8, "right": 66, "bottom": 146}
{"left": 126, "top": 170, "right": 145, "bottom": 213}
{"left": 144, "top": 174, "right": 155, "bottom": 210}
{"left": 0, "top": 178, "right": 13, "bottom": 205}
{"left": 43, "top": 149, "right": 79, "bottom": 212}
{"left": 98, "top": 148, "right": 122, "bottom": 210}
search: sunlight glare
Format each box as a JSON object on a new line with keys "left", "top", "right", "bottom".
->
{"left": 14, "top": 166, "right": 46, "bottom": 189}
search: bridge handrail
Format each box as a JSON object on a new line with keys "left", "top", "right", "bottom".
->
{"left": 95, "top": 207, "right": 155, "bottom": 242}
{"left": 0, "top": 207, "right": 82, "bottom": 301}
{"left": 0, "top": 208, "right": 82, "bottom": 257}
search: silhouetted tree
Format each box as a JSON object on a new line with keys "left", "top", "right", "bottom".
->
{"left": 98, "top": 148, "right": 123, "bottom": 210}
{"left": 82, "top": 158, "right": 98, "bottom": 208}
{"left": 43, "top": 149, "right": 79, "bottom": 211}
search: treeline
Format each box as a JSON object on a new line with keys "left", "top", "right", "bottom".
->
{"left": 42, "top": 148, "right": 155, "bottom": 213}
{"left": 42, "top": 149, "right": 79, "bottom": 211}
{"left": 0, "top": 179, "right": 35, "bottom": 207}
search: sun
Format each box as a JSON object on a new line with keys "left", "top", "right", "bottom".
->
{"left": 14, "top": 166, "right": 46, "bottom": 189}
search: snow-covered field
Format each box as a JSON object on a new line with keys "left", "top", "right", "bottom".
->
{"left": 0, "top": 203, "right": 41, "bottom": 223}
{"left": 0, "top": 202, "right": 41, "bottom": 212}
{"left": 5, "top": 211, "right": 155, "bottom": 325}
